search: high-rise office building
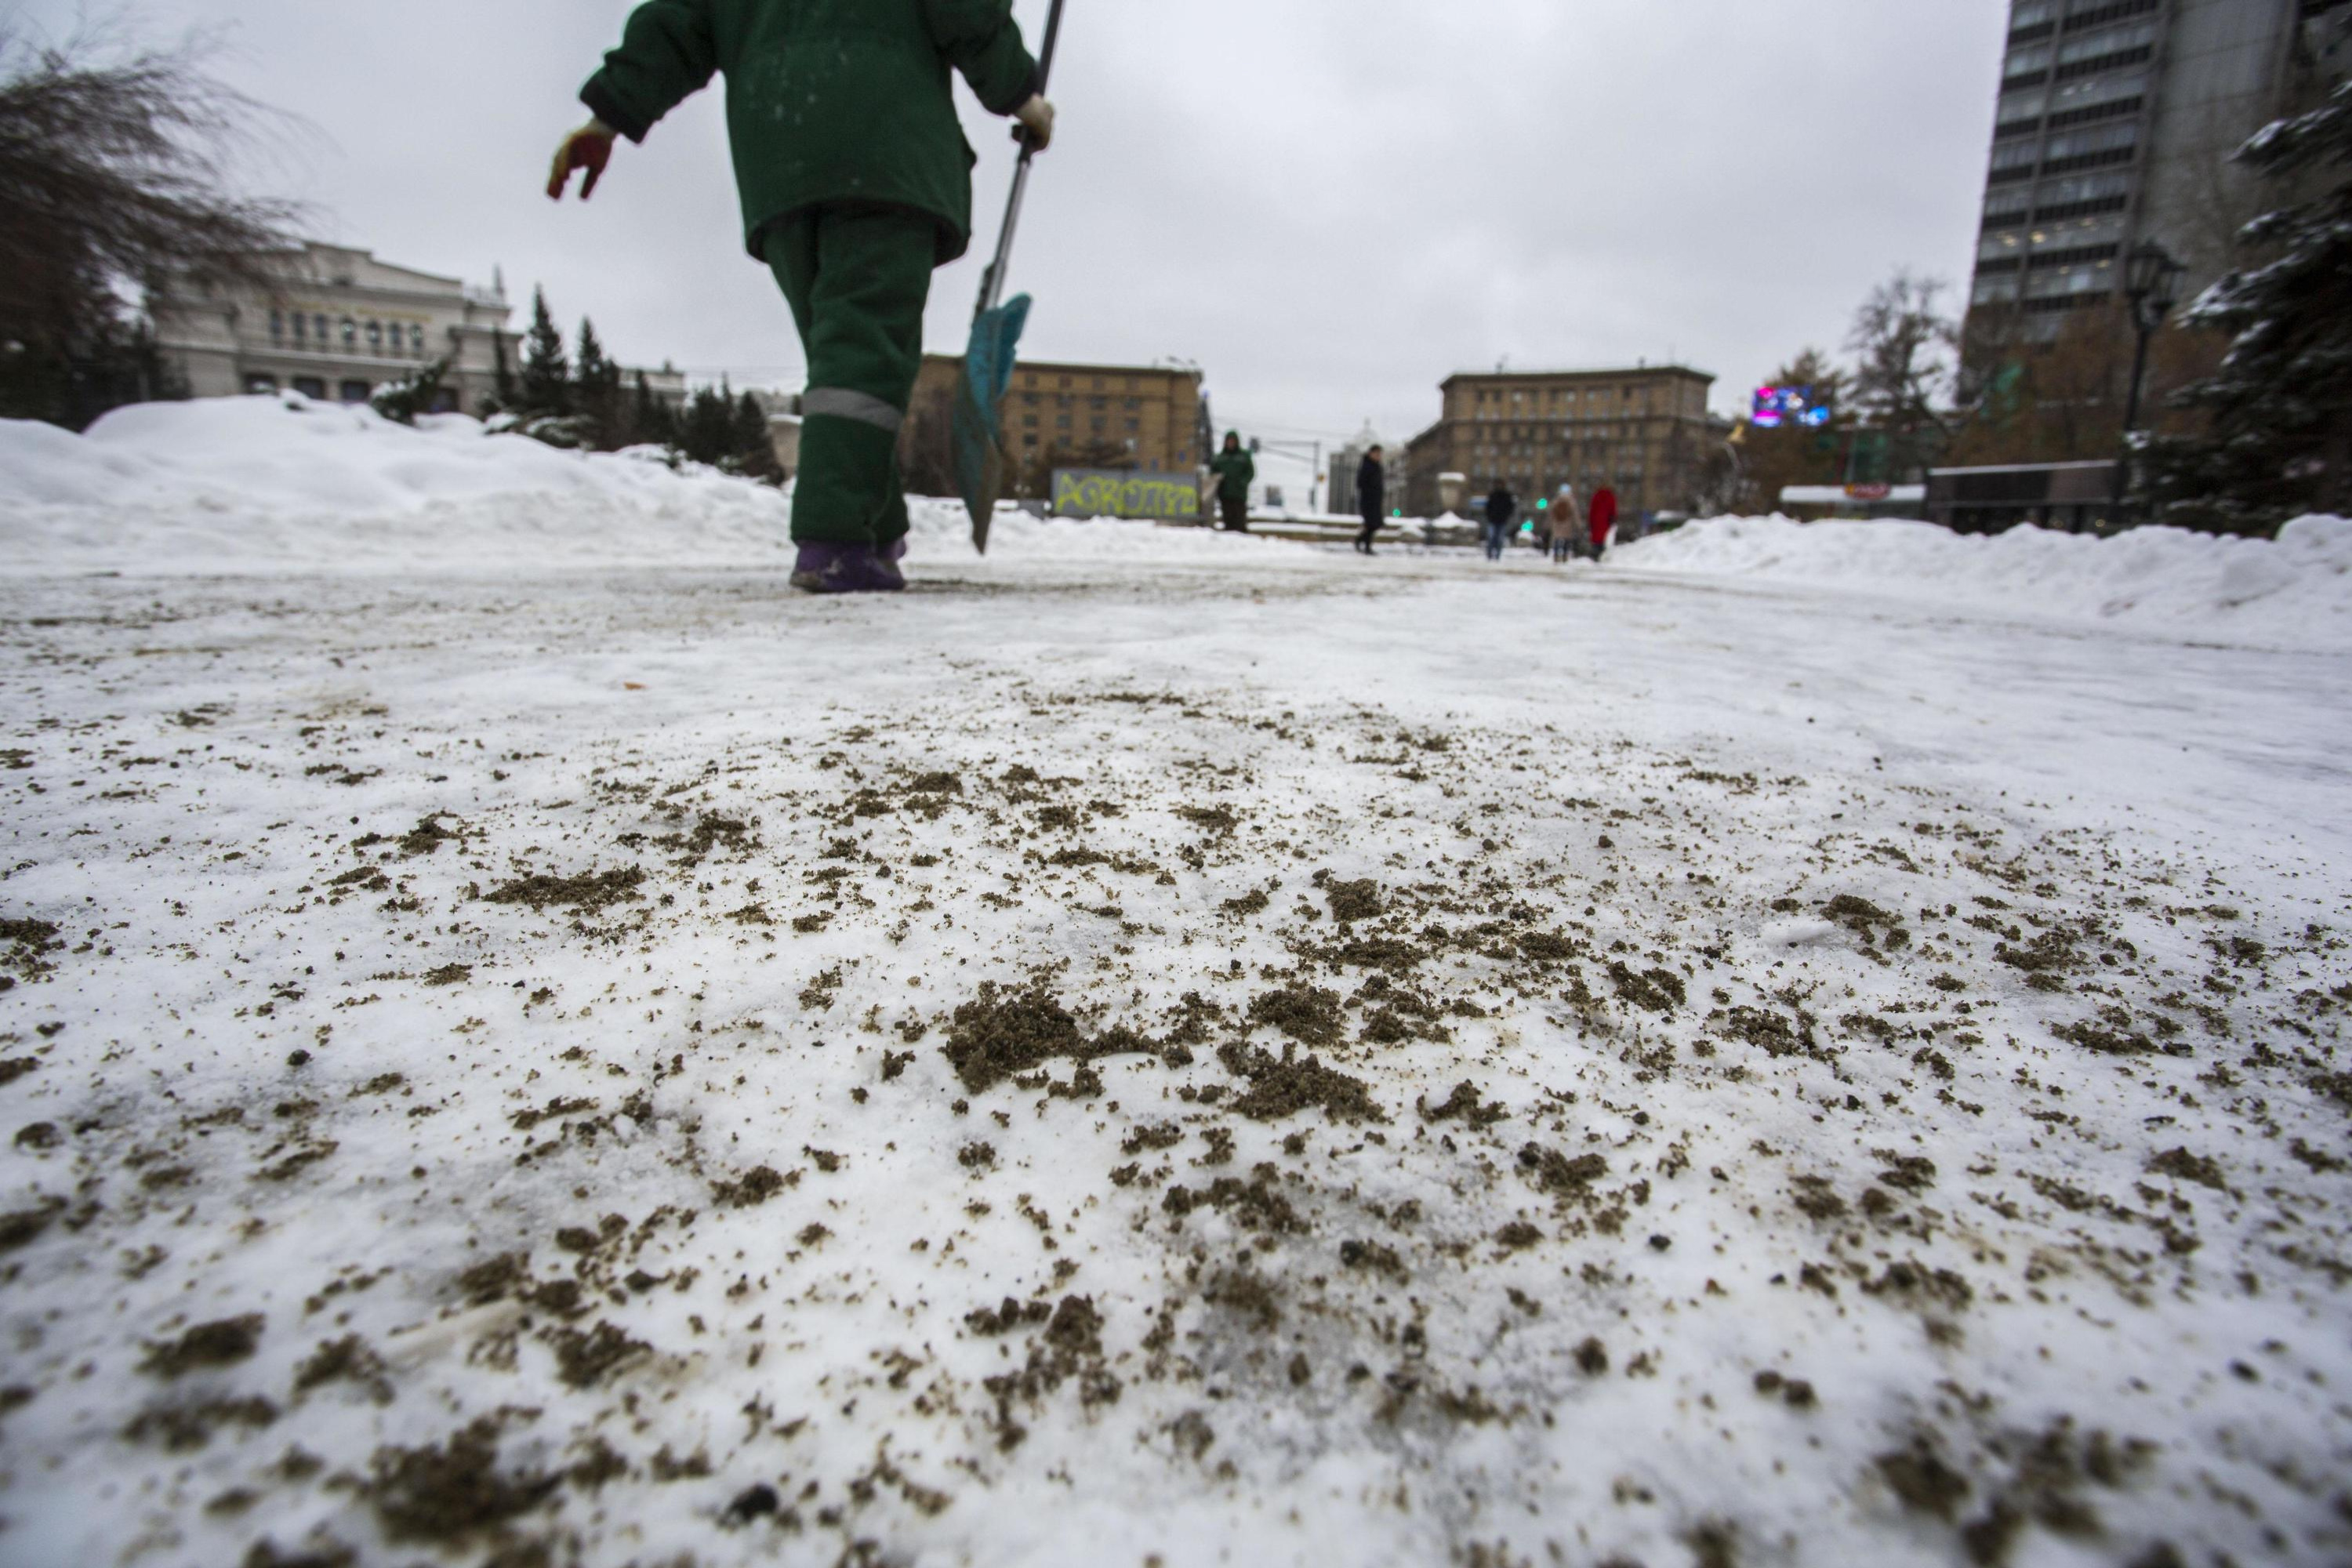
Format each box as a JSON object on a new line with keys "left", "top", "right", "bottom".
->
{"left": 1969, "top": 0, "right": 2349, "bottom": 343}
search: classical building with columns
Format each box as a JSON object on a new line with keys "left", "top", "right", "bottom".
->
{"left": 149, "top": 242, "right": 684, "bottom": 415}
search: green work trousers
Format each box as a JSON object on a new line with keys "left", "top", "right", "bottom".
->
{"left": 762, "top": 206, "right": 938, "bottom": 547}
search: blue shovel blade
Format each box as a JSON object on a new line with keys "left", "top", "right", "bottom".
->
{"left": 953, "top": 293, "right": 1032, "bottom": 554}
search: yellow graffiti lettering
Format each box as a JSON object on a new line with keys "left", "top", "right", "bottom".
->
{"left": 1051, "top": 470, "right": 1199, "bottom": 521}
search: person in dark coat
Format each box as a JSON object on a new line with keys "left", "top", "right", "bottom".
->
{"left": 1355, "top": 445, "right": 1385, "bottom": 555}
{"left": 1588, "top": 485, "right": 1620, "bottom": 560}
{"left": 1483, "top": 481, "right": 1516, "bottom": 561}
{"left": 551, "top": 0, "right": 1054, "bottom": 595}
{"left": 1209, "top": 431, "right": 1254, "bottom": 533}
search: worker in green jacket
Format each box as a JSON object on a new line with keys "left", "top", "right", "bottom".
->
{"left": 549, "top": 0, "right": 1056, "bottom": 594}
{"left": 1209, "top": 431, "right": 1254, "bottom": 533}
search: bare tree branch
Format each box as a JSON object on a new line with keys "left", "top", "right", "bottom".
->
{"left": 0, "top": 17, "right": 307, "bottom": 347}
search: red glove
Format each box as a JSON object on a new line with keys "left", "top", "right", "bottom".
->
{"left": 548, "top": 122, "right": 615, "bottom": 201}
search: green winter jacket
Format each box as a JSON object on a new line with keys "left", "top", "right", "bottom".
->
{"left": 1210, "top": 443, "right": 1254, "bottom": 503}
{"left": 581, "top": 0, "right": 1040, "bottom": 264}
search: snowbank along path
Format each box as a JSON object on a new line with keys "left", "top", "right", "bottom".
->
{"left": 1, "top": 402, "right": 2350, "bottom": 1568}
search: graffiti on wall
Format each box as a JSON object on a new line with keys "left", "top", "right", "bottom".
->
{"left": 1052, "top": 469, "right": 1200, "bottom": 521}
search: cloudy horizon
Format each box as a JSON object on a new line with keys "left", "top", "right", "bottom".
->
{"left": 20, "top": 0, "right": 2009, "bottom": 474}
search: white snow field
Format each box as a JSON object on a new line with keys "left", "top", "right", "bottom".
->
{"left": 1, "top": 400, "right": 2349, "bottom": 1568}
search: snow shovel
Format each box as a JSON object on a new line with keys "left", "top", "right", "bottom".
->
{"left": 954, "top": 0, "right": 1067, "bottom": 554}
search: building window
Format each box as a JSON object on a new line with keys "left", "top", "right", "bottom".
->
{"left": 1990, "top": 140, "right": 2041, "bottom": 176}
{"left": 367, "top": 320, "right": 383, "bottom": 350}
{"left": 2052, "top": 67, "right": 2147, "bottom": 114}
{"left": 2030, "top": 212, "right": 2128, "bottom": 253}
{"left": 2025, "top": 261, "right": 2113, "bottom": 299}
{"left": 2057, "top": 20, "right": 2156, "bottom": 69}
{"left": 291, "top": 312, "right": 307, "bottom": 343}
{"left": 2038, "top": 169, "right": 2132, "bottom": 209}
{"left": 2005, "top": 43, "right": 2053, "bottom": 79}
{"left": 339, "top": 379, "right": 371, "bottom": 404}
{"left": 314, "top": 314, "right": 328, "bottom": 343}
{"left": 340, "top": 318, "right": 357, "bottom": 347}
{"left": 1995, "top": 86, "right": 2048, "bottom": 129}
{"left": 294, "top": 376, "right": 326, "bottom": 399}
{"left": 244, "top": 373, "right": 279, "bottom": 394}
{"left": 1979, "top": 228, "right": 2027, "bottom": 263}
{"left": 2044, "top": 119, "right": 2137, "bottom": 162}
{"left": 1984, "top": 186, "right": 2033, "bottom": 226}
{"left": 269, "top": 310, "right": 284, "bottom": 341}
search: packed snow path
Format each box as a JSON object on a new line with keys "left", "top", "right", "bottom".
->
{"left": 1, "top": 541, "right": 2347, "bottom": 1568}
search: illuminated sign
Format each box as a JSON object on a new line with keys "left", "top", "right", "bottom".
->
{"left": 1752, "top": 385, "right": 1834, "bottom": 430}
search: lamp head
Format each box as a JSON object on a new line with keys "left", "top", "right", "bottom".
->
{"left": 2126, "top": 240, "right": 2183, "bottom": 314}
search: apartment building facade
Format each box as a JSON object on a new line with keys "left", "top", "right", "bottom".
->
{"left": 901, "top": 354, "right": 1207, "bottom": 495}
{"left": 1403, "top": 366, "right": 1718, "bottom": 521}
{"left": 1969, "top": 0, "right": 2350, "bottom": 341}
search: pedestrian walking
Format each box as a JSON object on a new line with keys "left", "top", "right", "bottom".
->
{"left": 550, "top": 0, "right": 1055, "bottom": 595}
{"left": 1588, "top": 485, "right": 1619, "bottom": 561}
{"left": 1355, "top": 445, "right": 1385, "bottom": 555}
{"left": 1550, "top": 483, "right": 1581, "bottom": 563}
{"left": 1483, "top": 481, "right": 1517, "bottom": 561}
{"left": 1210, "top": 432, "right": 1255, "bottom": 533}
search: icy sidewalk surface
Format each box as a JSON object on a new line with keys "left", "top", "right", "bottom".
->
{"left": 1, "top": 544, "right": 2348, "bottom": 1568}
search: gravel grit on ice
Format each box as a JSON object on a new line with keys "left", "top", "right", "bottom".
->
{"left": 1, "top": 399, "right": 2350, "bottom": 1568}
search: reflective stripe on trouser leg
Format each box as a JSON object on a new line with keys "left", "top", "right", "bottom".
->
{"left": 802, "top": 387, "right": 905, "bottom": 433}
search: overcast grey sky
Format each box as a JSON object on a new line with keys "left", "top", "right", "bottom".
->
{"left": 27, "top": 0, "right": 2008, "bottom": 452}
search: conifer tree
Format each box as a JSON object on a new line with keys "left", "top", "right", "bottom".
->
{"left": 678, "top": 380, "right": 739, "bottom": 467}
{"left": 2140, "top": 82, "right": 2352, "bottom": 534}
{"left": 517, "top": 287, "right": 571, "bottom": 416}
{"left": 572, "top": 317, "right": 622, "bottom": 448}
{"left": 631, "top": 371, "right": 675, "bottom": 447}
{"left": 573, "top": 317, "right": 609, "bottom": 396}
{"left": 734, "top": 390, "right": 782, "bottom": 481}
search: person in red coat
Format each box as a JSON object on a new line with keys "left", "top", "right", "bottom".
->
{"left": 1588, "top": 485, "right": 1620, "bottom": 560}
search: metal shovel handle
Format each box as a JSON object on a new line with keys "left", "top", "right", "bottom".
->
{"left": 975, "top": 0, "right": 1067, "bottom": 321}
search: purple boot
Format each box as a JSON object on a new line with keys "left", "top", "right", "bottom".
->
{"left": 875, "top": 535, "right": 909, "bottom": 590}
{"left": 790, "top": 542, "right": 904, "bottom": 595}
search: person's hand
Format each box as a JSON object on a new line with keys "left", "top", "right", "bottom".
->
{"left": 1013, "top": 94, "right": 1055, "bottom": 151}
{"left": 548, "top": 120, "right": 616, "bottom": 201}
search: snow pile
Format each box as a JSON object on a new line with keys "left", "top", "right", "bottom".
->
{"left": 904, "top": 496, "right": 1299, "bottom": 563}
{"left": 1617, "top": 513, "right": 2352, "bottom": 647}
{"left": 0, "top": 397, "right": 1292, "bottom": 575}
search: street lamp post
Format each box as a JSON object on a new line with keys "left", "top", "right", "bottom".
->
{"left": 2118, "top": 240, "right": 2186, "bottom": 523}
